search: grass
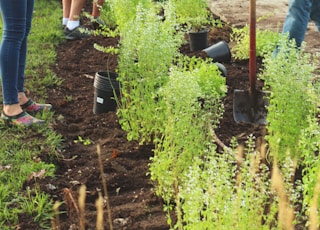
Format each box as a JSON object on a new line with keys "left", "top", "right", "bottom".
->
{"left": 0, "top": 1, "right": 64, "bottom": 229}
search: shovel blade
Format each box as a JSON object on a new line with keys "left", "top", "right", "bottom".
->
{"left": 233, "top": 89, "right": 268, "bottom": 125}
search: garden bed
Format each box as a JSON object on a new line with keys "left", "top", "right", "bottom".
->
{"left": 19, "top": 1, "right": 317, "bottom": 229}
{"left": 41, "top": 23, "right": 263, "bottom": 230}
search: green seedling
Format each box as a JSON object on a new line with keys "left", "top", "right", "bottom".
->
{"left": 74, "top": 136, "right": 92, "bottom": 146}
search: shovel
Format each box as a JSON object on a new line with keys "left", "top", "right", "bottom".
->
{"left": 233, "top": 0, "right": 268, "bottom": 125}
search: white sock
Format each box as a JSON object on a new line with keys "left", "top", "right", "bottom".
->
{"left": 62, "top": 18, "right": 69, "bottom": 26}
{"left": 66, "top": 20, "right": 80, "bottom": 30}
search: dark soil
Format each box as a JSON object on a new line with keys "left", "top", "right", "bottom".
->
{"left": 22, "top": 5, "right": 267, "bottom": 230}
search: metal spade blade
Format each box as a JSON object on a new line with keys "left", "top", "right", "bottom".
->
{"left": 232, "top": 0, "right": 268, "bottom": 125}
{"left": 233, "top": 89, "right": 268, "bottom": 124}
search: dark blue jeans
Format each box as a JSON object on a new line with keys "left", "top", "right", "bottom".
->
{"left": 0, "top": 0, "right": 34, "bottom": 105}
{"left": 282, "top": 0, "right": 320, "bottom": 47}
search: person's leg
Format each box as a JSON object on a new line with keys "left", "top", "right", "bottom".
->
{"left": 64, "top": 0, "right": 90, "bottom": 40}
{"left": 310, "top": 0, "right": 320, "bottom": 32}
{"left": 67, "top": 0, "right": 86, "bottom": 30}
{"left": 62, "top": 0, "right": 72, "bottom": 26}
{"left": 92, "top": 0, "right": 104, "bottom": 18}
{"left": 91, "top": 0, "right": 105, "bottom": 29}
{"left": 282, "top": 0, "right": 313, "bottom": 47}
{"left": 17, "top": 0, "right": 52, "bottom": 113}
{"left": 17, "top": 0, "right": 34, "bottom": 105}
{"left": 0, "top": 0, "right": 28, "bottom": 116}
{"left": 0, "top": 0, "right": 48, "bottom": 125}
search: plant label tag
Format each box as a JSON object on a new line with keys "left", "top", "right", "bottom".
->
{"left": 97, "top": 97, "right": 104, "bottom": 104}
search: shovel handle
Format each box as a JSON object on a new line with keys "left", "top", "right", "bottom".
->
{"left": 249, "top": 0, "right": 256, "bottom": 93}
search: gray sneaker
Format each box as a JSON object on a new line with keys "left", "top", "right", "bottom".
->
{"left": 64, "top": 26, "right": 90, "bottom": 40}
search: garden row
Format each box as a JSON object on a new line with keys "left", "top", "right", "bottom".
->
{"left": 95, "top": 0, "right": 320, "bottom": 229}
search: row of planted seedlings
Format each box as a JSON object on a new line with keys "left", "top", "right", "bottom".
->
{"left": 232, "top": 24, "right": 320, "bottom": 228}
{"left": 99, "top": 0, "right": 320, "bottom": 228}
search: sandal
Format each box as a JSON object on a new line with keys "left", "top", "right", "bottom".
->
{"left": 21, "top": 99, "right": 52, "bottom": 113}
{"left": 1, "top": 111, "right": 45, "bottom": 127}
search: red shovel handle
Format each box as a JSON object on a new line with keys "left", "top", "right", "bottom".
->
{"left": 249, "top": 0, "right": 256, "bottom": 93}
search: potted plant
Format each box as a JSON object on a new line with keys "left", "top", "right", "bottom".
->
{"left": 169, "top": 0, "right": 212, "bottom": 51}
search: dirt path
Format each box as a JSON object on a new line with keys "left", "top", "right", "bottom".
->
{"left": 210, "top": 0, "right": 320, "bottom": 53}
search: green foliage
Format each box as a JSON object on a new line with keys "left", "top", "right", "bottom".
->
{"left": 86, "top": 1, "right": 118, "bottom": 38}
{"left": 19, "top": 186, "right": 53, "bottom": 229}
{"left": 93, "top": 43, "right": 119, "bottom": 55}
{"left": 116, "top": 5, "right": 183, "bottom": 144}
{"left": 74, "top": 136, "right": 92, "bottom": 145}
{"left": 177, "top": 56, "right": 226, "bottom": 98}
{"left": 151, "top": 128, "right": 277, "bottom": 229}
{"left": 0, "top": 135, "right": 58, "bottom": 228}
{"left": 259, "top": 36, "right": 318, "bottom": 161}
{"left": 149, "top": 70, "right": 217, "bottom": 228}
{"left": 0, "top": 1, "right": 63, "bottom": 228}
{"left": 298, "top": 114, "right": 320, "bottom": 220}
{"left": 230, "top": 25, "right": 281, "bottom": 59}
{"left": 149, "top": 57, "right": 226, "bottom": 228}
{"left": 0, "top": 1, "right": 318, "bottom": 229}
{"left": 94, "top": 1, "right": 117, "bottom": 29}
{"left": 108, "top": 0, "right": 154, "bottom": 34}
{"left": 179, "top": 141, "right": 273, "bottom": 229}
{"left": 168, "top": 0, "right": 212, "bottom": 32}
{"left": 25, "top": 0, "right": 63, "bottom": 96}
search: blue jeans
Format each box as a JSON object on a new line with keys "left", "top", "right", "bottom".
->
{"left": 282, "top": 0, "right": 320, "bottom": 47}
{"left": 0, "top": 0, "right": 34, "bottom": 105}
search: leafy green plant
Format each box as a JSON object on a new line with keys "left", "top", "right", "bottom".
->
{"left": 107, "top": 0, "right": 154, "bottom": 34}
{"left": 84, "top": 1, "right": 117, "bottom": 30}
{"left": 230, "top": 25, "right": 281, "bottom": 60}
{"left": 168, "top": 0, "right": 213, "bottom": 32}
{"left": 20, "top": 186, "right": 53, "bottom": 229}
{"left": 150, "top": 68, "right": 216, "bottom": 229}
{"left": 178, "top": 136, "right": 277, "bottom": 230}
{"left": 74, "top": 136, "right": 92, "bottom": 146}
{"left": 149, "top": 56, "right": 226, "bottom": 229}
{"left": 179, "top": 56, "right": 226, "bottom": 97}
{"left": 257, "top": 38, "right": 320, "bottom": 226}
{"left": 298, "top": 114, "right": 320, "bottom": 225}
{"left": 259, "top": 37, "right": 318, "bottom": 161}
{"left": 116, "top": 4, "right": 183, "bottom": 144}
{"left": 86, "top": 1, "right": 119, "bottom": 40}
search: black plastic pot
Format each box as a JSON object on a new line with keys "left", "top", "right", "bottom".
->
{"left": 203, "top": 41, "right": 231, "bottom": 63}
{"left": 214, "top": 62, "right": 227, "bottom": 77}
{"left": 93, "top": 71, "right": 121, "bottom": 114}
{"left": 188, "top": 29, "right": 209, "bottom": 52}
